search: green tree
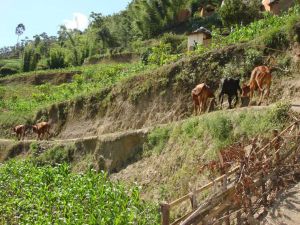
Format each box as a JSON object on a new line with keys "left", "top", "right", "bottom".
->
{"left": 218, "top": 0, "right": 261, "bottom": 27}
{"left": 15, "top": 23, "right": 25, "bottom": 45}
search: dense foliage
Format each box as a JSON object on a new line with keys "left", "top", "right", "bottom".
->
{"left": 0, "top": 0, "right": 225, "bottom": 73}
{"left": 0, "top": 160, "right": 159, "bottom": 224}
{"left": 218, "top": 0, "right": 261, "bottom": 26}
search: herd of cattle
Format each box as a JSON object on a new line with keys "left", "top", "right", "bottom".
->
{"left": 11, "top": 65, "right": 272, "bottom": 141}
{"left": 192, "top": 65, "right": 272, "bottom": 114}
{"left": 13, "top": 121, "right": 51, "bottom": 141}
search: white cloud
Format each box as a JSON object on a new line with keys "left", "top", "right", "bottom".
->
{"left": 63, "top": 12, "right": 89, "bottom": 31}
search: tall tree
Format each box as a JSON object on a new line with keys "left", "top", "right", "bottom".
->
{"left": 15, "top": 23, "right": 26, "bottom": 45}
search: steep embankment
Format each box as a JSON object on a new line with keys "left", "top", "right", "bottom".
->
{"left": 0, "top": 128, "right": 149, "bottom": 173}
{"left": 0, "top": 71, "right": 80, "bottom": 86}
{"left": 33, "top": 43, "right": 299, "bottom": 139}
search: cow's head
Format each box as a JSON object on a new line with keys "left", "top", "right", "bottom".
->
{"left": 241, "top": 83, "right": 250, "bottom": 97}
{"left": 32, "top": 125, "right": 38, "bottom": 133}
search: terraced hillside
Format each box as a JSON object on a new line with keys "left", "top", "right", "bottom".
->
{"left": 1, "top": 6, "right": 300, "bottom": 224}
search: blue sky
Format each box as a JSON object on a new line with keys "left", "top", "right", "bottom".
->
{"left": 0, "top": 0, "right": 131, "bottom": 48}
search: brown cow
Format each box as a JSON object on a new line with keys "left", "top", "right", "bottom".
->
{"left": 13, "top": 125, "right": 27, "bottom": 140}
{"left": 242, "top": 66, "right": 272, "bottom": 105}
{"left": 192, "top": 83, "right": 215, "bottom": 115}
{"left": 32, "top": 122, "right": 51, "bottom": 140}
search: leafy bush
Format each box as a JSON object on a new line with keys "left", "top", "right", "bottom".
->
{"left": 0, "top": 160, "right": 159, "bottom": 224}
{"left": 22, "top": 48, "right": 34, "bottom": 72}
{"left": 33, "top": 145, "right": 74, "bottom": 166}
{"left": 21, "top": 47, "right": 41, "bottom": 72}
{"left": 263, "top": 28, "right": 289, "bottom": 49}
{"left": 147, "top": 42, "right": 180, "bottom": 66}
{"left": 218, "top": 0, "right": 261, "bottom": 26}
{"left": 161, "top": 33, "right": 185, "bottom": 53}
{"left": 144, "top": 126, "right": 171, "bottom": 155}
{"left": 47, "top": 48, "right": 66, "bottom": 69}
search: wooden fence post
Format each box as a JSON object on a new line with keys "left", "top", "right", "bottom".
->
{"left": 261, "top": 174, "right": 267, "bottom": 207}
{"left": 189, "top": 192, "right": 198, "bottom": 210}
{"left": 222, "top": 174, "right": 230, "bottom": 225}
{"left": 160, "top": 202, "right": 170, "bottom": 225}
{"left": 189, "top": 191, "right": 198, "bottom": 225}
{"left": 236, "top": 211, "right": 242, "bottom": 225}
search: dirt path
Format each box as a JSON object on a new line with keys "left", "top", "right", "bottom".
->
{"left": 262, "top": 183, "right": 300, "bottom": 225}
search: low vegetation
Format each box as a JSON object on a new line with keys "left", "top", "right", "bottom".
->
{"left": 0, "top": 62, "right": 155, "bottom": 127}
{"left": 0, "top": 160, "right": 159, "bottom": 224}
{"left": 116, "top": 103, "right": 292, "bottom": 202}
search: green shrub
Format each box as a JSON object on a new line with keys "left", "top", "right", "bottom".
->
{"left": 147, "top": 42, "right": 180, "bottom": 66}
{"left": 41, "top": 146, "right": 71, "bottom": 165}
{"left": 22, "top": 48, "right": 34, "bottom": 72}
{"left": 47, "top": 48, "right": 66, "bottom": 69}
{"left": 263, "top": 28, "right": 289, "bottom": 49}
{"left": 144, "top": 127, "right": 171, "bottom": 155}
{"left": 218, "top": 0, "right": 261, "bottom": 26}
{"left": 287, "top": 17, "right": 300, "bottom": 42}
{"left": 161, "top": 33, "right": 185, "bottom": 54}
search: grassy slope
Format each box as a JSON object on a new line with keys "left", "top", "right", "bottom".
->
{"left": 112, "top": 103, "right": 292, "bottom": 203}
{"left": 0, "top": 7, "right": 299, "bottom": 135}
{"left": 0, "top": 63, "right": 156, "bottom": 127}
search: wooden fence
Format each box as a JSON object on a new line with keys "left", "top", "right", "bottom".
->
{"left": 160, "top": 120, "right": 300, "bottom": 225}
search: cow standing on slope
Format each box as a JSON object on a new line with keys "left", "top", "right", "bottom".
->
{"left": 192, "top": 83, "right": 215, "bottom": 115}
{"left": 32, "top": 121, "right": 51, "bottom": 140}
{"left": 241, "top": 66, "right": 272, "bottom": 105}
{"left": 219, "top": 78, "right": 241, "bottom": 109}
{"left": 13, "top": 125, "right": 27, "bottom": 140}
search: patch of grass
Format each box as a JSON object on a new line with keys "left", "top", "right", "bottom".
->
{"left": 144, "top": 126, "right": 171, "bottom": 155}
{"left": 31, "top": 145, "right": 74, "bottom": 166}
{"left": 139, "top": 103, "right": 291, "bottom": 201}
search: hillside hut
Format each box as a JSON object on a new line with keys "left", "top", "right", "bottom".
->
{"left": 187, "top": 27, "right": 212, "bottom": 51}
{"left": 262, "top": 0, "right": 294, "bottom": 14}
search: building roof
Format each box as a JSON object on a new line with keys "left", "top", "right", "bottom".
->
{"left": 189, "top": 27, "right": 212, "bottom": 38}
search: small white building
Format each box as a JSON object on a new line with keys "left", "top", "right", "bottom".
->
{"left": 187, "top": 27, "right": 212, "bottom": 51}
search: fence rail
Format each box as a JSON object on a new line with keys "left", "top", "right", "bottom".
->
{"left": 160, "top": 120, "right": 300, "bottom": 225}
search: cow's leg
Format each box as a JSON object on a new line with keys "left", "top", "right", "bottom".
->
{"left": 228, "top": 95, "right": 232, "bottom": 109}
{"left": 219, "top": 93, "right": 224, "bottom": 109}
{"left": 198, "top": 96, "right": 202, "bottom": 115}
{"left": 234, "top": 91, "right": 239, "bottom": 107}
{"left": 47, "top": 129, "right": 50, "bottom": 140}
{"left": 264, "top": 81, "right": 271, "bottom": 105}
{"left": 193, "top": 102, "right": 197, "bottom": 115}
{"left": 258, "top": 89, "right": 264, "bottom": 105}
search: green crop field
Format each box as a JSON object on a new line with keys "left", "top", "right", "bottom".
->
{"left": 0, "top": 160, "right": 159, "bottom": 224}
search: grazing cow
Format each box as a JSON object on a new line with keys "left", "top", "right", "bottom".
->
{"left": 32, "top": 122, "right": 51, "bottom": 140}
{"left": 219, "top": 78, "right": 241, "bottom": 109}
{"left": 241, "top": 66, "right": 272, "bottom": 105}
{"left": 13, "top": 125, "right": 27, "bottom": 140}
{"left": 192, "top": 83, "right": 215, "bottom": 115}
